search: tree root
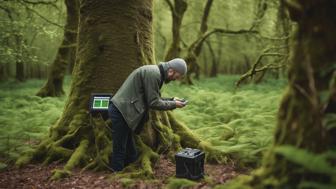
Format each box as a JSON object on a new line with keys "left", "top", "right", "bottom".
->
{"left": 114, "top": 136, "right": 160, "bottom": 179}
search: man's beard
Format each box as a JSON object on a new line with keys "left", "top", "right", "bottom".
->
{"left": 164, "top": 78, "right": 172, "bottom": 84}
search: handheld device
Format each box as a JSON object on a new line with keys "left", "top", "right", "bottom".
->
{"left": 180, "top": 98, "right": 188, "bottom": 105}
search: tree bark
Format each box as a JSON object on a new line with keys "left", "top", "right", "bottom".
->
{"left": 246, "top": 1, "right": 336, "bottom": 188}
{"left": 17, "top": 0, "right": 227, "bottom": 180}
{"left": 36, "top": 0, "right": 79, "bottom": 97}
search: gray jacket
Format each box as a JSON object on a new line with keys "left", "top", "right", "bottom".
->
{"left": 111, "top": 64, "right": 176, "bottom": 131}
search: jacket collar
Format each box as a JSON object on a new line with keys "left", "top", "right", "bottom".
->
{"left": 160, "top": 62, "right": 170, "bottom": 84}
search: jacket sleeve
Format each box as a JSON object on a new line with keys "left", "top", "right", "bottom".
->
{"left": 162, "top": 97, "right": 174, "bottom": 101}
{"left": 143, "top": 71, "right": 176, "bottom": 110}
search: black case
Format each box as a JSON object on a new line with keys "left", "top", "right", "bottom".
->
{"left": 175, "top": 148, "right": 205, "bottom": 180}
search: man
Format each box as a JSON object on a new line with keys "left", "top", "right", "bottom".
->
{"left": 108, "top": 58, "right": 188, "bottom": 171}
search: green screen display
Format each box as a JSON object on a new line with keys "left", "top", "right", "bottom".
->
{"left": 101, "top": 100, "right": 109, "bottom": 107}
{"left": 93, "top": 97, "right": 110, "bottom": 109}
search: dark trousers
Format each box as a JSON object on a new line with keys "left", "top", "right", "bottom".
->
{"left": 108, "top": 102, "right": 138, "bottom": 171}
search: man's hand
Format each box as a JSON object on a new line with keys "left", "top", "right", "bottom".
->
{"left": 175, "top": 100, "right": 186, "bottom": 108}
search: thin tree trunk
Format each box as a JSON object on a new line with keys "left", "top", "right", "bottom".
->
{"left": 164, "top": 0, "right": 187, "bottom": 61}
{"left": 203, "top": 44, "right": 208, "bottom": 76}
{"left": 36, "top": 0, "right": 79, "bottom": 97}
{"left": 183, "top": 0, "right": 215, "bottom": 83}
{"left": 0, "top": 64, "right": 8, "bottom": 81}
{"left": 276, "top": 0, "right": 291, "bottom": 79}
{"left": 15, "top": 62, "right": 25, "bottom": 81}
{"left": 206, "top": 40, "right": 219, "bottom": 77}
{"left": 15, "top": 33, "right": 25, "bottom": 82}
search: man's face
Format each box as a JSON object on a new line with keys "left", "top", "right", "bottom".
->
{"left": 167, "top": 68, "right": 183, "bottom": 82}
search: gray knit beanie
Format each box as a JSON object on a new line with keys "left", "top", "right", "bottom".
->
{"left": 166, "top": 58, "right": 187, "bottom": 75}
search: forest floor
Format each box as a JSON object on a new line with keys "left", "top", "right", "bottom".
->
{"left": 0, "top": 155, "right": 249, "bottom": 189}
{"left": 0, "top": 76, "right": 284, "bottom": 188}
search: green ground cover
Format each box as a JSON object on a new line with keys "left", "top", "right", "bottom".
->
{"left": 0, "top": 75, "right": 286, "bottom": 169}
{"left": 162, "top": 75, "right": 286, "bottom": 166}
{"left": 0, "top": 79, "right": 70, "bottom": 166}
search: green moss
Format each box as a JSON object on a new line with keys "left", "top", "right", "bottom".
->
{"left": 163, "top": 75, "right": 285, "bottom": 165}
{"left": 51, "top": 169, "right": 72, "bottom": 180}
{"left": 1, "top": 75, "right": 285, "bottom": 176}
{"left": 119, "top": 178, "right": 135, "bottom": 188}
{"left": 165, "top": 178, "right": 197, "bottom": 189}
{"left": 63, "top": 139, "right": 89, "bottom": 171}
{"left": 0, "top": 162, "right": 7, "bottom": 171}
{"left": 214, "top": 175, "right": 253, "bottom": 189}
{"left": 15, "top": 150, "right": 34, "bottom": 168}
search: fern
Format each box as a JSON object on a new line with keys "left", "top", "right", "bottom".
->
{"left": 275, "top": 145, "right": 336, "bottom": 175}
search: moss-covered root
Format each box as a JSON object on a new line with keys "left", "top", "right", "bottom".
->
{"left": 16, "top": 138, "right": 89, "bottom": 180}
{"left": 36, "top": 82, "right": 65, "bottom": 98}
{"left": 165, "top": 178, "right": 197, "bottom": 189}
{"left": 83, "top": 118, "right": 113, "bottom": 172}
{"left": 15, "top": 140, "right": 48, "bottom": 168}
{"left": 15, "top": 138, "right": 73, "bottom": 168}
{"left": 113, "top": 136, "right": 159, "bottom": 179}
{"left": 167, "top": 112, "right": 229, "bottom": 164}
{"left": 214, "top": 175, "right": 253, "bottom": 189}
{"left": 51, "top": 139, "right": 89, "bottom": 180}
{"left": 17, "top": 112, "right": 112, "bottom": 180}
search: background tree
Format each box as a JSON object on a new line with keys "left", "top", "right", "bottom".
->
{"left": 17, "top": 0, "right": 227, "bottom": 180}
{"left": 36, "top": 0, "right": 79, "bottom": 97}
{"left": 0, "top": 0, "right": 64, "bottom": 81}
{"left": 236, "top": 0, "right": 291, "bottom": 86}
{"left": 182, "top": 0, "right": 266, "bottom": 84}
{"left": 164, "top": 0, "right": 187, "bottom": 61}
{"left": 222, "top": 0, "right": 336, "bottom": 188}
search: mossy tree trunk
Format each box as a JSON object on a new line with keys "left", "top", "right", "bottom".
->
{"left": 36, "top": 0, "right": 79, "bottom": 97}
{"left": 164, "top": 0, "right": 187, "bottom": 61}
{"left": 18, "top": 0, "right": 227, "bottom": 180}
{"left": 246, "top": 1, "right": 336, "bottom": 188}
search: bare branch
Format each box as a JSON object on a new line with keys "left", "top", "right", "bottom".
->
{"left": 251, "top": 0, "right": 268, "bottom": 30}
{"left": 59, "top": 43, "right": 77, "bottom": 49}
{"left": 164, "top": 0, "right": 174, "bottom": 12}
{"left": 190, "top": 28, "right": 259, "bottom": 53}
{"left": 18, "top": 1, "right": 65, "bottom": 29}
{"left": 235, "top": 51, "right": 288, "bottom": 87}
{"left": 258, "top": 33, "right": 291, "bottom": 41}
{"left": 21, "top": 0, "right": 57, "bottom": 6}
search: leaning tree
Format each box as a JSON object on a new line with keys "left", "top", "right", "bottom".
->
{"left": 164, "top": 0, "right": 187, "bottom": 61}
{"left": 17, "top": 0, "right": 227, "bottom": 180}
{"left": 36, "top": 0, "right": 79, "bottom": 97}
